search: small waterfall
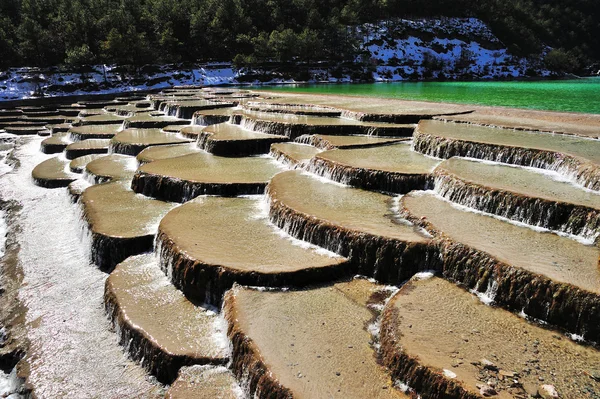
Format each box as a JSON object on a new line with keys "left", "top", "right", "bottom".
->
{"left": 266, "top": 188, "right": 442, "bottom": 285}
{"left": 0, "top": 137, "right": 162, "bottom": 396}
{"left": 433, "top": 172, "right": 600, "bottom": 242}
{"left": 413, "top": 131, "right": 600, "bottom": 190}
{"left": 397, "top": 194, "right": 600, "bottom": 343}
{"left": 238, "top": 116, "right": 296, "bottom": 138}
{"left": 305, "top": 157, "right": 433, "bottom": 194}
{"left": 192, "top": 114, "right": 230, "bottom": 127}
{"left": 132, "top": 171, "right": 268, "bottom": 203}
{"left": 224, "top": 289, "right": 294, "bottom": 398}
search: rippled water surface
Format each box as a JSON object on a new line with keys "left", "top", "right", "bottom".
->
{"left": 0, "top": 137, "right": 163, "bottom": 398}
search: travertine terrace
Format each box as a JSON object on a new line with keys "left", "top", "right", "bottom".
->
{"left": 0, "top": 87, "right": 596, "bottom": 398}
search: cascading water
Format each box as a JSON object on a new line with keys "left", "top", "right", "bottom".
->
{"left": 0, "top": 136, "right": 164, "bottom": 398}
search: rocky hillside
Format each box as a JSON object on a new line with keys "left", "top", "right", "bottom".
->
{"left": 0, "top": 18, "right": 553, "bottom": 101}
{"left": 360, "top": 18, "right": 550, "bottom": 80}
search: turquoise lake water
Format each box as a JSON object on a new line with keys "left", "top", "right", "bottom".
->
{"left": 255, "top": 78, "right": 600, "bottom": 114}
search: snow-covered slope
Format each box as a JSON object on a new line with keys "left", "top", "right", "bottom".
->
{"left": 0, "top": 64, "right": 239, "bottom": 101}
{"left": 360, "top": 18, "right": 551, "bottom": 80}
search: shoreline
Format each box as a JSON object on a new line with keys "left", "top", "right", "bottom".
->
{"left": 250, "top": 90, "right": 600, "bottom": 134}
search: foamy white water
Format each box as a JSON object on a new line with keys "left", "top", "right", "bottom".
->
{"left": 0, "top": 137, "right": 163, "bottom": 398}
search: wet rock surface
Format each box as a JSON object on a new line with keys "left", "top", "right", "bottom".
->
{"left": 84, "top": 154, "right": 137, "bottom": 183}
{"left": 382, "top": 275, "right": 600, "bottom": 399}
{"left": 157, "top": 196, "right": 349, "bottom": 305}
{"left": 267, "top": 171, "right": 437, "bottom": 283}
{"left": 235, "top": 110, "right": 415, "bottom": 139}
{"left": 80, "top": 181, "right": 175, "bottom": 270}
{"left": 110, "top": 128, "right": 191, "bottom": 156}
{"left": 12, "top": 89, "right": 600, "bottom": 398}
{"left": 434, "top": 157, "right": 600, "bottom": 240}
{"left": 296, "top": 134, "right": 408, "bottom": 149}
{"left": 401, "top": 191, "right": 600, "bottom": 341}
{"left": 435, "top": 109, "right": 600, "bottom": 139}
{"left": 225, "top": 279, "right": 409, "bottom": 398}
{"left": 132, "top": 152, "right": 283, "bottom": 202}
{"left": 192, "top": 108, "right": 235, "bottom": 126}
{"left": 166, "top": 366, "right": 243, "bottom": 399}
{"left": 253, "top": 92, "right": 473, "bottom": 123}
{"left": 65, "top": 138, "right": 111, "bottom": 159}
{"left": 105, "top": 254, "right": 229, "bottom": 383}
{"left": 68, "top": 124, "right": 121, "bottom": 141}
{"left": 40, "top": 132, "right": 71, "bottom": 154}
{"left": 69, "top": 154, "right": 104, "bottom": 173}
{"left": 136, "top": 143, "right": 199, "bottom": 165}
{"left": 197, "top": 123, "right": 288, "bottom": 156}
{"left": 31, "top": 156, "right": 77, "bottom": 188}
{"left": 414, "top": 120, "right": 600, "bottom": 190}
{"left": 308, "top": 142, "right": 439, "bottom": 193}
{"left": 270, "top": 142, "right": 321, "bottom": 167}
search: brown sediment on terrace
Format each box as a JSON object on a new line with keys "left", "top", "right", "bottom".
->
{"left": 136, "top": 143, "right": 199, "bottom": 165}
{"left": 32, "top": 157, "right": 77, "bottom": 188}
{"left": 80, "top": 181, "right": 174, "bottom": 270}
{"left": 241, "top": 101, "right": 343, "bottom": 117}
{"left": 267, "top": 170, "right": 438, "bottom": 283}
{"left": 23, "top": 115, "right": 69, "bottom": 125}
{"left": 224, "top": 280, "right": 409, "bottom": 399}
{"left": 162, "top": 100, "right": 234, "bottom": 119}
{"left": 109, "top": 128, "right": 191, "bottom": 156}
{"left": 162, "top": 124, "right": 188, "bottom": 133}
{"left": 381, "top": 276, "right": 600, "bottom": 399}
{"left": 65, "top": 139, "right": 111, "bottom": 159}
{"left": 68, "top": 124, "right": 122, "bottom": 141}
{"left": 157, "top": 196, "right": 349, "bottom": 305}
{"left": 150, "top": 96, "right": 201, "bottom": 111}
{"left": 1, "top": 121, "right": 47, "bottom": 128}
{"left": 413, "top": 120, "right": 600, "bottom": 190}
{"left": 166, "top": 366, "right": 241, "bottom": 399}
{"left": 435, "top": 108, "right": 600, "bottom": 139}
{"left": 132, "top": 152, "right": 282, "bottom": 202}
{"left": 0, "top": 116, "right": 23, "bottom": 125}
{"left": 69, "top": 154, "right": 104, "bottom": 173}
{"left": 40, "top": 132, "right": 71, "bottom": 154}
{"left": 296, "top": 134, "right": 408, "bottom": 150}
{"left": 0, "top": 110, "right": 23, "bottom": 117}
{"left": 78, "top": 114, "right": 126, "bottom": 125}
{"left": 49, "top": 123, "right": 72, "bottom": 133}
{"left": 178, "top": 125, "right": 206, "bottom": 139}
{"left": 307, "top": 143, "right": 439, "bottom": 194}
{"left": 76, "top": 108, "right": 107, "bottom": 117}
{"left": 234, "top": 110, "right": 415, "bottom": 139}
{"left": 252, "top": 91, "right": 474, "bottom": 123}
{"left": 197, "top": 123, "right": 288, "bottom": 156}
{"left": 192, "top": 108, "right": 238, "bottom": 126}
{"left": 84, "top": 154, "right": 137, "bottom": 184}
{"left": 78, "top": 99, "right": 128, "bottom": 108}
{"left": 110, "top": 103, "right": 155, "bottom": 116}
{"left": 434, "top": 157, "right": 600, "bottom": 239}
{"left": 104, "top": 254, "right": 228, "bottom": 384}
{"left": 21, "top": 109, "right": 59, "bottom": 117}
{"left": 123, "top": 114, "right": 190, "bottom": 129}
{"left": 4, "top": 125, "right": 49, "bottom": 135}
{"left": 400, "top": 191, "right": 600, "bottom": 342}
{"left": 270, "top": 142, "right": 321, "bottom": 168}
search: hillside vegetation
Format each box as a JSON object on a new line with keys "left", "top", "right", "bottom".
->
{"left": 0, "top": 0, "right": 597, "bottom": 73}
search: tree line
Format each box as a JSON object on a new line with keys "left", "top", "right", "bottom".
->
{"left": 0, "top": 0, "right": 597, "bottom": 73}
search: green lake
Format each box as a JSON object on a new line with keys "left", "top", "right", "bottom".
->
{"left": 255, "top": 78, "right": 600, "bottom": 114}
